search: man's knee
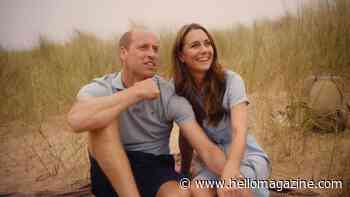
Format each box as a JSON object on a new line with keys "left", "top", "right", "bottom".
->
{"left": 156, "top": 181, "right": 190, "bottom": 197}
{"left": 191, "top": 186, "right": 215, "bottom": 197}
{"left": 88, "top": 120, "right": 121, "bottom": 155}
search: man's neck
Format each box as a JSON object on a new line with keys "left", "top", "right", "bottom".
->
{"left": 121, "top": 70, "right": 146, "bottom": 88}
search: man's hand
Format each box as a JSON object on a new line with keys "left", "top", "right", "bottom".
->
{"left": 133, "top": 78, "right": 160, "bottom": 100}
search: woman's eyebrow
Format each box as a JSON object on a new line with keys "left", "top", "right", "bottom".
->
{"left": 187, "top": 40, "right": 200, "bottom": 45}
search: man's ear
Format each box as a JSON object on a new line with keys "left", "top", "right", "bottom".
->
{"left": 120, "top": 46, "right": 128, "bottom": 62}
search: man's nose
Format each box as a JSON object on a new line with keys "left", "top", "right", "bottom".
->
{"left": 147, "top": 49, "right": 158, "bottom": 59}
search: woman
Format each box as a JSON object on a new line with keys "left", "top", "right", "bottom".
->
{"left": 172, "top": 23, "right": 270, "bottom": 197}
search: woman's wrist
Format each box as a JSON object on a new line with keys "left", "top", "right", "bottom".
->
{"left": 225, "top": 158, "right": 240, "bottom": 169}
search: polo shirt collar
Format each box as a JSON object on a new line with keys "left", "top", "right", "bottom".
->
{"left": 112, "top": 70, "right": 160, "bottom": 91}
{"left": 112, "top": 71, "right": 125, "bottom": 91}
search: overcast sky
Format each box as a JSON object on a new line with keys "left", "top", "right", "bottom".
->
{"left": 0, "top": 0, "right": 307, "bottom": 49}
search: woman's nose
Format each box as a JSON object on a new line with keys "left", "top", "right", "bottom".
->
{"left": 199, "top": 44, "right": 210, "bottom": 53}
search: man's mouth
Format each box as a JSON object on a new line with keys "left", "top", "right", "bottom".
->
{"left": 144, "top": 61, "right": 156, "bottom": 67}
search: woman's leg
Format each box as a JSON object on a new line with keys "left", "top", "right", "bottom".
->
{"left": 220, "top": 142, "right": 270, "bottom": 197}
{"left": 240, "top": 155, "right": 270, "bottom": 197}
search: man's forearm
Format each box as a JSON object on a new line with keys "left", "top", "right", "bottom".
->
{"left": 68, "top": 86, "right": 142, "bottom": 132}
{"left": 89, "top": 120, "right": 140, "bottom": 197}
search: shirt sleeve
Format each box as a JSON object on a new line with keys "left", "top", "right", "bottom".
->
{"left": 167, "top": 94, "right": 196, "bottom": 125}
{"left": 226, "top": 72, "right": 249, "bottom": 108}
{"left": 77, "top": 78, "right": 113, "bottom": 98}
{"left": 156, "top": 77, "right": 195, "bottom": 125}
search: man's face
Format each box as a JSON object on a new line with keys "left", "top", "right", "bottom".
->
{"left": 121, "top": 31, "right": 160, "bottom": 79}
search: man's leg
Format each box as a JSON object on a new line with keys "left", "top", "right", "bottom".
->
{"left": 156, "top": 181, "right": 190, "bottom": 197}
{"left": 88, "top": 118, "right": 140, "bottom": 197}
{"left": 191, "top": 182, "right": 216, "bottom": 197}
{"left": 127, "top": 152, "right": 190, "bottom": 197}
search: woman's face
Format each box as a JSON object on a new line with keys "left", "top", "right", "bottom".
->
{"left": 179, "top": 29, "right": 214, "bottom": 76}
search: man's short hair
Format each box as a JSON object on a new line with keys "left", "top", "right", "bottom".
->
{"left": 119, "top": 31, "right": 132, "bottom": 49}
{"left": 118, "top": 28, "right": 156, "bottom": 50}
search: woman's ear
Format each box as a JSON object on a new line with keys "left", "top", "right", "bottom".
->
{"left": 178, "top": 52, "right": 185, "bottom": 63}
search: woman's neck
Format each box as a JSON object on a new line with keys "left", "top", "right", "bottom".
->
{"left": 192, "top": 72, "right": 205, "bottom": 92}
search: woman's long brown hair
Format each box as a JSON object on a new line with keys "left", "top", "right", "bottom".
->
{"left": 171, "top": 23, "right": 227, "bottom": 126}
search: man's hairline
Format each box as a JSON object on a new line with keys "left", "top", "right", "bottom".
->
{"left": 121, "top": 29, "right": 160, "bottom": 49}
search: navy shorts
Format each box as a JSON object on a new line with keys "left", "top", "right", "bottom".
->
{"left": 89, "top": 151, "right": 180, "bottom": 197}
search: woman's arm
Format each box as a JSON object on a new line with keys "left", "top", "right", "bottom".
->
{"left": 178, "top": 131, "right": 193, "bottom": 176}
{"left": 217, "top": 102, "right": 249, "bottom": 196}
{"left": 222, "top": 102, "right": 248, "bottom": 177}
{"left": 178, "top": 120, "right": 226, "bottom": 176}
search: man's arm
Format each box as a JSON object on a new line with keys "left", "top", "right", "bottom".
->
{"left": 67, "top": 78, "right": 159, "bottom": 133}
{"left": 178, "top": 120, "right": 226, "bottom": 176}
{"left": 89, "top": 118, "right": 140, "bottom": 197}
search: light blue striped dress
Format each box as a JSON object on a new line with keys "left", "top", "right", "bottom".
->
{"left": 194, "top": 70, "right": 271, "bottom": 196}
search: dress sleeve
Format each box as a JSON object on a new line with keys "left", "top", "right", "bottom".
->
{"left": 226, "top": 71, "right": 249, "bottom": 108}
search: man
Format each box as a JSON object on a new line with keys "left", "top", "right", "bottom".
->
{"left": 67, "top": 29, "right": 226, "bottom": 197}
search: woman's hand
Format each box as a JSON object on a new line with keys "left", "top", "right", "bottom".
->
{"left": 217, "top": 161, "right": 252, "bottom": 197}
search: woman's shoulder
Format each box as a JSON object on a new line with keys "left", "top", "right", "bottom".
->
{"left": 224, "top": 69, "right": 244, "bottom": 83}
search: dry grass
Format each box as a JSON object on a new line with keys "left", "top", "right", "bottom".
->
{"left": 0, "top": 0, "right": 349, "bottom": 196}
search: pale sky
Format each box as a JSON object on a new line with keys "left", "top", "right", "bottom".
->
{"left": 0, "top": 0, "right": 306, "bottom": 49}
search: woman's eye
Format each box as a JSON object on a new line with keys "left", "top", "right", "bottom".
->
{"left": 204, "top": 41, "right": 212, "bottom": 47}
{"left": 191, "top": 43, "right": 200, "bottom": 48}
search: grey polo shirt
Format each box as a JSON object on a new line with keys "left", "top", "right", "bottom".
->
{"left": 77, "top": 71, "right": 195, "bottom": 155}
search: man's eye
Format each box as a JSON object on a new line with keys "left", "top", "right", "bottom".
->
{"left": 138, "top": 45, "right": 148, "bottom": 50}
{"left": 153, "top": 46, "right": 159, "bottom": 53}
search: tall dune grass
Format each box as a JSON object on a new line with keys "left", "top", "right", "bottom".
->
{"left": 0, "top": 0, "right": 349, "bottom": 195}
{"left": 0, "top": 0, "right": 349, "bottom": 125}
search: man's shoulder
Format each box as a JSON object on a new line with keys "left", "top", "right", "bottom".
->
{"left": 92, "top": 72, "right": 119, "bottom": 85}
{"left": 77, "top": 72, "right": 119, "bottom": 97}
